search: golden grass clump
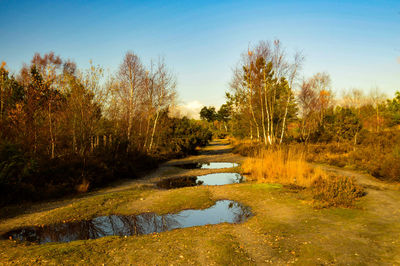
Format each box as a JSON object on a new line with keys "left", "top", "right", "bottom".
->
{"left": 242, "top": 147, "right": 365, "bottom": 208}
{"left": 242, "top": 148, "right": 326, "bottom": 187}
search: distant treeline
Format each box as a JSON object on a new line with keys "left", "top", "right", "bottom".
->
{"left": 0, "top": 52, "right": 212, "bottom": 206}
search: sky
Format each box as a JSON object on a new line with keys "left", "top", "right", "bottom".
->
{"left": 1, "top": 0, "right": 399, "bottom": 117}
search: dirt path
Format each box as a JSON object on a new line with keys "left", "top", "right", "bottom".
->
{"left": 99, "top": 138, "right": 244, "bottom": 193}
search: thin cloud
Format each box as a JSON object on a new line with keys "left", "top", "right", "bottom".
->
{"left": 170, "top": 100, "right": 204, "bottom": 119}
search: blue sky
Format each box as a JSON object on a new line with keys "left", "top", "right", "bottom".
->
{"left": 1, "top": 0, "right": 399, "bottom": 109}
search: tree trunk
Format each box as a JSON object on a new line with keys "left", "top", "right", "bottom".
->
{"left": 148, "top": 110, "right": 160, "bottom": 152}
{"left": 279, "top": 90, "right": 291, "bottom": 145}
{"left": 48, "top": 102, "right": 55, "bottom": 159}
{"left": 72, "top": 116, "right": 77, "bottom": 153}
{"left": 127, "top": 70, "right": 135, "bottom": 152}
{"left": 0, "top": 87, "right": 3, "bottom": 124}
{"left": 259, "top": 83, "right": 267, "bottom": 145}
{"left": 143, "top": 116, "right": 151, "bottom": 151}
{"left": 248, "top": 73, "right": 260, "bottom": 141}
{"left": 127, "top": 100, "right": 132, "bottom": 152}
{"left": 376, "top": 106, "right": 380, "bottom": 132}
{"left": 249, "top": 120, "right": 253, "bottom": 140}
{"left": 263, "top": 71, "right": 272, "bottom": 145}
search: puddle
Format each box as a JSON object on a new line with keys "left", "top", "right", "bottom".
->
{"left": 3, "top": 200, "right": 251, "bottom": 244}
{"left": 157, "top": 176, "right": 202, "bottom": 189}
{"left": 197, "top": 173, "right": 243, "bottom": 185}
{"left": 172, "top": 162, "right": 239, "bottom": 169}
{"left": 157, "top": 173, "right": 244, "bottom": 189}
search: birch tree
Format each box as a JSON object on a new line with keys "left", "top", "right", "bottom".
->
{"left": 147, "top": 58, "right": 176, "bottom": 152}
{"left": 117, "top": 52, "right": 144, "bottom": 151}
{"left": 229, "top": 40, "right": 300, "bottom": 144}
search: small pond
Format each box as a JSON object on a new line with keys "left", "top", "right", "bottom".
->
{"left": 172, "top": 162, "right": 239, "bottom": 169}
{"left": 3, "top": 200, "right": 251, "bottom": 244}
{"left": 157, "top": 173, "right": 244, "bottom": 189}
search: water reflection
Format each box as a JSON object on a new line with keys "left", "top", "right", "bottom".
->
{"left": 4, "top": 200, "right": 252, "bottom": 244}
{"left": 197, "top": 173, "right": 243, "bottom": 186}
{"left": 157, "top": 176, "right": 203, "bottom": 189}
{"left": 157, "top": 173, "right": 244, "bottom": 189}
{"left": 172, "top": 162, "right": 239, "bottom": 169}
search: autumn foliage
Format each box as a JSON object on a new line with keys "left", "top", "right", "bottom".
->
{"left": 0, "top": 52, "right": 212, "bottom": 206}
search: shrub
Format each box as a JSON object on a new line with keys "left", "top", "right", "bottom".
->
{"left": 311, "top": 176, "right": 365, "bottom": 208}
{"left": 0, "top": 142, "right": 37, "bottom": 205}
{"left": 0, "top": 142, "right": 36, "bottom": 186}
{"left": 154, "top": 117, "right": 212, "bottom": 158}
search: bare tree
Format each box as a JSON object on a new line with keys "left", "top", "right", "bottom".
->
{"left": 309, "top": 72, "right": 334, "bottom": 124}
{"left": 117, "top": 52, "right": 145, "bottom": 151}
{"left": 147, "top": 58, "right": 176, "bottom": 151}
{"left": 298, "top": 79, "right": 319, "bottom": 142}
{"left": 279, "top": 51, "right": 304, "bottom": 144}
{"left": 342, "top": 88, "right": 365, "bottom": 109}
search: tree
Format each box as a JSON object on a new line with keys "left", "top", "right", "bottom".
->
{"left": 298, "top": 79, "right": 319, "bottom": 142}
{"left": 62, "top": 65, "right": 103, "bottom": 155}
{"left": 110, "top": 52, "right": 177, "bottom": 153}
{"left": 200, "top": 106, "right": 217, "bottom": 122}
{"left": 228, "top": 40, "right": 301, "bottom": 144}
{"left": 0, "top": 50, "right": 218, "bottom": 206}
{"left": 385, "top": 91, "right": 400, "bottom": 127}
{"left": 147, "top": 58, "right": 176, "bottom": 152}
{"left": 297, "top": 72, "right": 334, "bottom": 142}
{"left": 217, "top": 103, "right": 232, "bottom": 131}
{"left": 333, "top": 107, "right": 362, "bottom": 143}
{"left": 0, "top": 62, "right": 24, "bottom": 139}
{"left": 342, "top": 88, "right": 366, "bottom": 110}
{"left": 117, "top": 52, "right": 144, "bottom": 151}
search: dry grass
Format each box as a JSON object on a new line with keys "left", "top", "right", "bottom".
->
{"left": 231, "top": 138, "right": 264, "bottom": 156}
{"left": 241, "top": 147, "right": 365, "bottom": 207}
{"left": 242, "top": 148, "right": 327, "bottom": 187}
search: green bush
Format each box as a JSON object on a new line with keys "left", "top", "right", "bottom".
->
{"left": 155, "top": 117, "right": 212, "bottom": 158}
